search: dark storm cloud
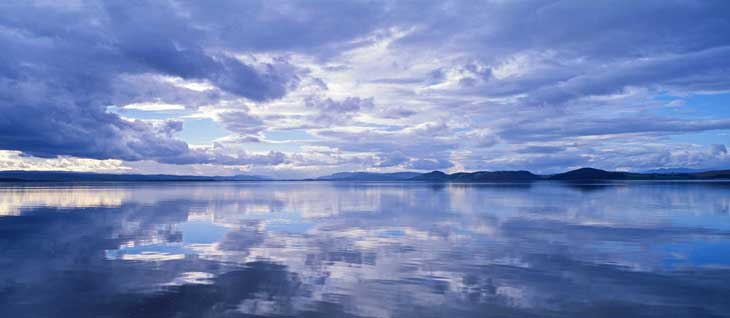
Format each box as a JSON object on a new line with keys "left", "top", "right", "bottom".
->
{"left": 0, "top": 0, "right": 381, "bottom": 163}
{"left": 0, "top": 79, "right": 189, "bottom": 161}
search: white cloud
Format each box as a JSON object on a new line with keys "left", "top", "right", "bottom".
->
{"left": 122, "top": 102, "right": 186, "bottom": 111}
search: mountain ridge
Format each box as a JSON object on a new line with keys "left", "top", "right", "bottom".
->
{"left": 642, "top": 168, "right": 712, "bottom": 174}
{"left": 317, "top": 171, "right": 421, "bottom": 181}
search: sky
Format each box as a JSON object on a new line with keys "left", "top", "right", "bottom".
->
{"left": 1, "top": 0, "right": 729, "bottom": 178}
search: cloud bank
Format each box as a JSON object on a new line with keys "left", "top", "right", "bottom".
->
{"left": 1, "top": 0, "right": 730, "bottom": 176}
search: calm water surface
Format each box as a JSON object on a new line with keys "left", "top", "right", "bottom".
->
{"left": 0, "top": 181, "right": 729, "bottom": 317}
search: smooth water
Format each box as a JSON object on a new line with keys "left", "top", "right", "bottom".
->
{"left": 0, "top": 181, "right": 729, "bottom": 317}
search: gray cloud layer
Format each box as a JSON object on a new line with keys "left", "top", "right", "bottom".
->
{"left": 1, "top": 1, "right": 729, "bottom": 173}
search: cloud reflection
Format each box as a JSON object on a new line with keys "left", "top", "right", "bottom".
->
{"left": 1, "top": 182, "right": 729, "bottom": 317}
{"left": 0, "top": 186, "right": 128, "bottom": 216}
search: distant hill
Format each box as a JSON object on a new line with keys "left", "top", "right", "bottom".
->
{"left": 0, "top": 171, "right": 268, "bottom": 182}
{"left": 450, "top": 171, "right": 540, "bottom": 181}
{"left": 410, "top": 170, "right": 540, "bottom": 182}
{"left": 643, "top": 168, "right": 712, "bottom": 174}
{"left": 548, "top": 168, "right": 632, "bottom": 180}
{"left": 229, "top": 174, "right": 270, "bottom": 181}
{"left": 410, "top": 167, "right": 730, "bottom": 182}
{"left": 692, "top": 170, "right": 730, "bottom": 179}
{"left": 547, "top": 168, "right": 730, "bottom": 181}
{"left": 409, "top": 171, "right": 450, "bottom": 181}
{"left": 317, "top": 172, "right": 421, "bottom": 181}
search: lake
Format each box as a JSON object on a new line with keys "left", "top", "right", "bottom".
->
{"left": 0, "top": 181, "right": 729, "bottom": 317}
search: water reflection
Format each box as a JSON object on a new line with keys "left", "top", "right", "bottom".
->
{"left": 0, "top": 181, "right": 729, "bottom": 317}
